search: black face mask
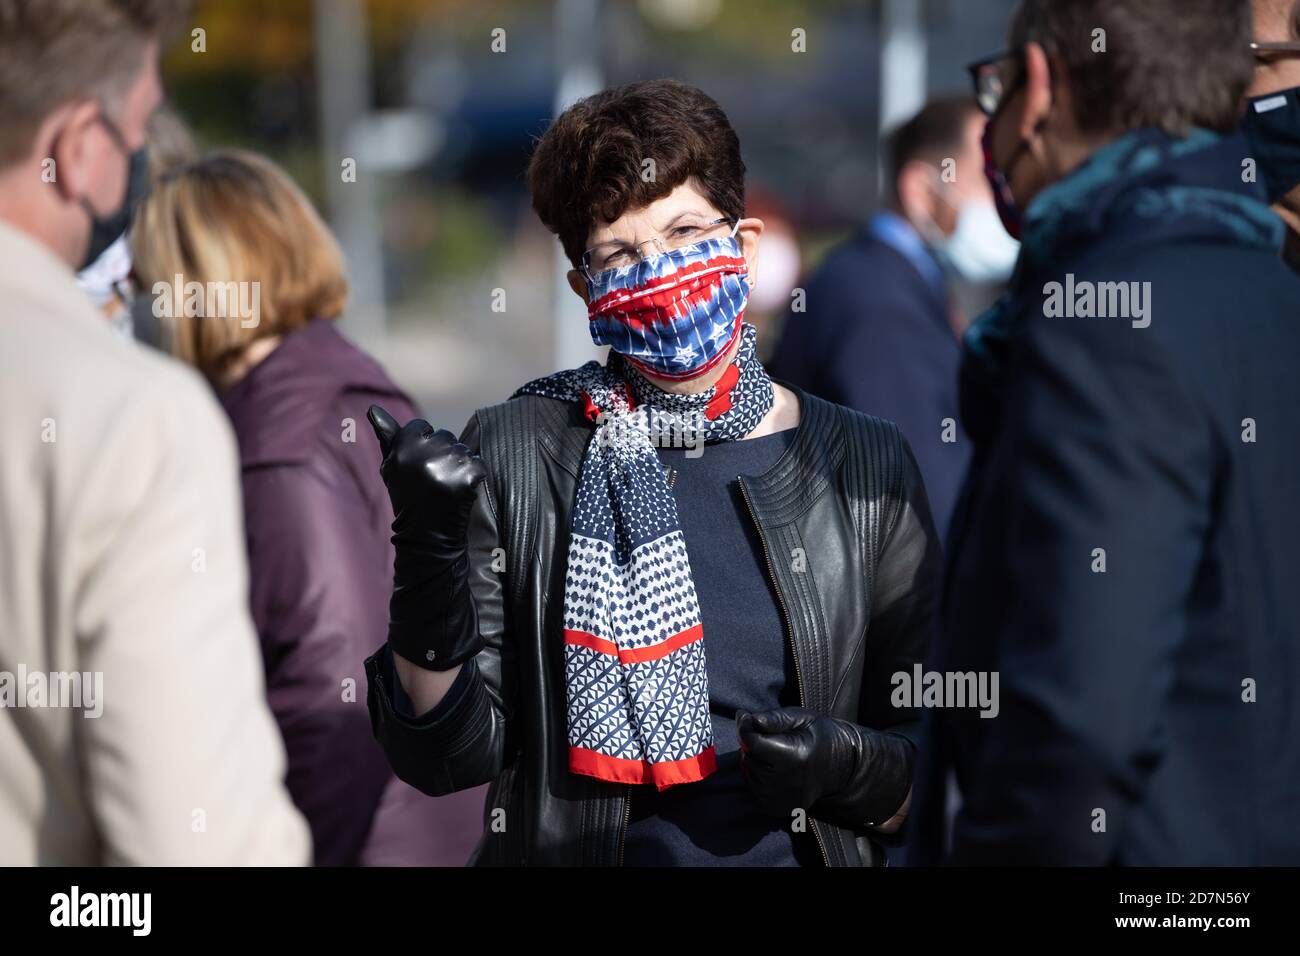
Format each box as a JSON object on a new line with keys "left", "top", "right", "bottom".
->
{"left": 1242, "top": 86, "right": 1300, "bottom": 204}
{"left": 79, "top": 112, "right": 150, "bottom": 271}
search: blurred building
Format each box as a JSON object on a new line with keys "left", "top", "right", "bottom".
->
{"left": 167, "top": 0, "right": 1018, "bottom": 426}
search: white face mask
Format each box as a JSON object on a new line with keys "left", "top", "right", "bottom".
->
{"left": 934, "top": 198, "right": 1020, "bottom": 283}
{"left": 76, "top": 233, "right": 133, "bottom": 307}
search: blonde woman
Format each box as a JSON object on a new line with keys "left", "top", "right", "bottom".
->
{"left": 131, "top": 150, "right": 487, "bottom": 865}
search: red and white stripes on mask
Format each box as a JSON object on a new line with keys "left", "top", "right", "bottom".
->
{"left": 585, "top": 231, "right": 750, "bottom": 382}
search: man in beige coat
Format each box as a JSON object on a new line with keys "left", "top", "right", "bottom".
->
{"left": 0, "top": 0, "right": 309, "bottom": 865}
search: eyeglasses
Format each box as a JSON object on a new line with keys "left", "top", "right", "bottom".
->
{"left": 967, "top": 49, "right": 1026, "bottom": 117}
{"left": 1251, "top": 40, "right": 1300, "bottom": 61}
{"left": 581, "top": 215, "right": 738, "bottom": 282}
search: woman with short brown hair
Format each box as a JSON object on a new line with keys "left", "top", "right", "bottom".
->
{"left": 364, "top": 80, "right": 942, "bottom": 866}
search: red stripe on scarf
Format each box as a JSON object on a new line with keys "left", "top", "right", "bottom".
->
{"left": 569, "top": 744, "right": 718, "bottom": 789}
{"left": 704, "top": 361, "right": 741, "bottom": 420}
{"left": 564, "top": 623, "right": 703, "bottom": 663}
{"left": 579, "top": 383, "right": 636, "bottom": 421}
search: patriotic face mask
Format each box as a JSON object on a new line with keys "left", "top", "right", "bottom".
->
{"left": 584, "top": 224, "right": 750, "bottom": 382}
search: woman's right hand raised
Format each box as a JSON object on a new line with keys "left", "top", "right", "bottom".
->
{"left": 367, "top": 405, "right": 487, "bottom": 548}
{"left": 367, "top": 404, "right": 488, "bottom": 671}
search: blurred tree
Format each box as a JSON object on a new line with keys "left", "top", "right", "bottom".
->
{"left": 168, "top": 0, "right": 485, "bottom": 74}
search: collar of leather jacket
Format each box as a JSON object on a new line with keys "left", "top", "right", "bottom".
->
{"left": 366, "top": 380, "right": 938, "bottom": 867}
{"left": 537, "top": 381, "right": 845, "bottom": 521}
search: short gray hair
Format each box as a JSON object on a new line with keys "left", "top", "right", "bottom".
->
{"left": 0, "top": 0, "right": 192, "bottom": 167}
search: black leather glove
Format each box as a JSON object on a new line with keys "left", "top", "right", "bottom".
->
{"left": 368, "top": 405, "right": 488, "bottom": 672}
{"left": 736, "top": 706, "right": 913, "bottom": 829}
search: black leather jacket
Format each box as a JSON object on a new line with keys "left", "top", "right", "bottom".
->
{"left": 364, "top": 383, "right": 942, "bottom": 865}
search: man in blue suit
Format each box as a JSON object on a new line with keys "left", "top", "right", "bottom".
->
{"left": 908, "top": 0, "right": 1300, "bottom": 865}
{"left": 770, "top": 96, "right": 1018, "bottom": 542}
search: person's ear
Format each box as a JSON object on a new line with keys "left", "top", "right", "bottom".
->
{"left": 896, "top": 160, "right": 942, "bottom": 229}
{"left": 736, "top": 217, "right": 764, "bottom": 292}
{"left": 1019, "top": 41, "right": 1055, "bottom": 142}
{"left": 44, "top": 100, "right": 103, "bottom": 204}
{"left": 566, "top": 268, "right": 588, "bottom": 302}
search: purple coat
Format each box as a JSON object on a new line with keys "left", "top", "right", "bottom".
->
{"left": 219, "top": 318, "right": 486, "bottom": 865}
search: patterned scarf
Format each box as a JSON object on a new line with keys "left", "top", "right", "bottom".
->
{"left": 514, "top": 321, "right": 774, "bottom": 790}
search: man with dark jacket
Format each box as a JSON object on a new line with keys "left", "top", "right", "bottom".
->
{"left": 769, "top": 96, "right": 1019, "bottom": 541}
{"left": 908, "top": 0, "right": 1300, "bottom": 865}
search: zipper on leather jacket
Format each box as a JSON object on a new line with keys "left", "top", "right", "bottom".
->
{"left": 737, "top": 476, "right": 831, "bottom": 867}
{"left": 497, "top": 758, "right": 523, "bottom": 865}
{"left": 612, "top": 470, "right": 830, "bottom": 866}
{"left": 617, "top": 783, "right": 631, "bottom": 865}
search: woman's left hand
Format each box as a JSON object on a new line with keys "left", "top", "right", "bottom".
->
{"left": 736, "top": 707, "right": 855, "bottom": 818}
{"left": 736, "top": 706, "right": 914, "bottom": 830}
